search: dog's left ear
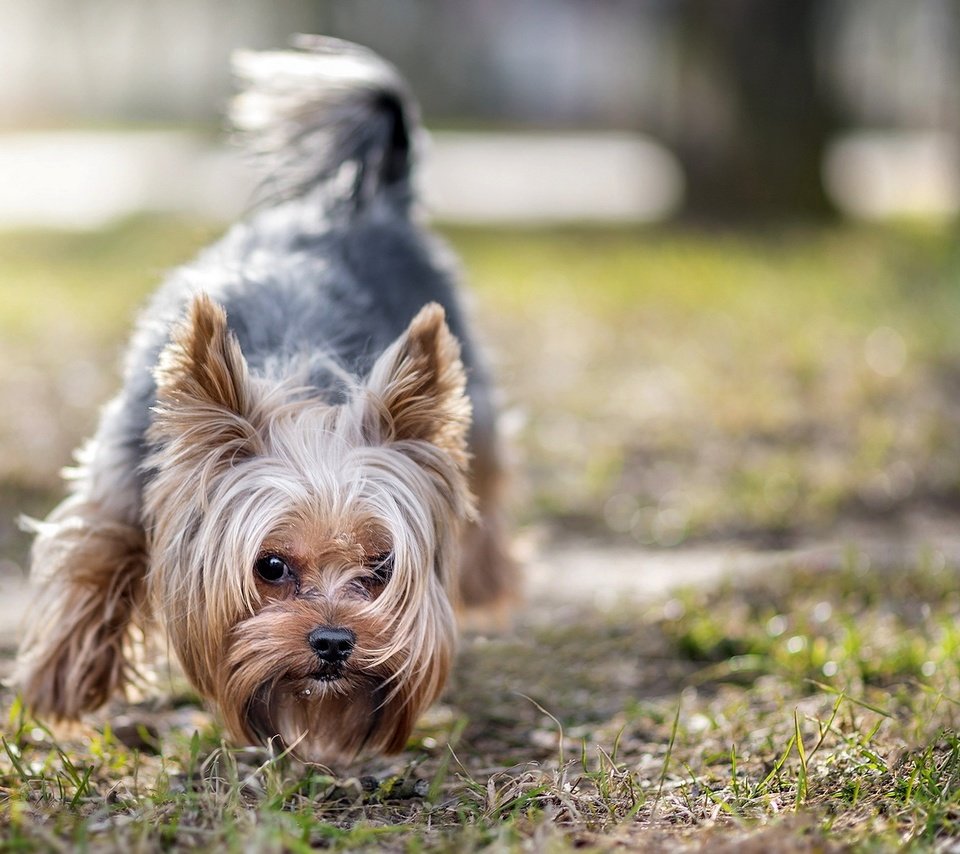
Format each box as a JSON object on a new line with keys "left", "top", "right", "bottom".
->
{"left": 150, "top": 293, "right": 264, "bottom": 455}
{"left": 361, "top": 302, "right": 471, "bottom": 466}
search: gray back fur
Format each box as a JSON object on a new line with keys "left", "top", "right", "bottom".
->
{"left": 101, "top": 38, "right": 492, "bottom": 501}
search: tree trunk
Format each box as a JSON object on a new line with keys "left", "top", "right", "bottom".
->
{"left": 672, "top": 0, "right": 839, "bottom": 219}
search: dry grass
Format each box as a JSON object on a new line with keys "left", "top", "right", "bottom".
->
{"left": 4, "top": 553, "right": 960, "bottom": 850}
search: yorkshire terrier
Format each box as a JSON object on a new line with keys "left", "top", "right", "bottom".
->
{"left": 16, "top": 37, "right": 515, "bottom": 764}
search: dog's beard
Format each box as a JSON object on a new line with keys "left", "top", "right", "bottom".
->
{"left": 247, "top": 674, "right": 398, "bottom": 765}
{"left": 215, "top": 598, "right": 453, "bottom": 765}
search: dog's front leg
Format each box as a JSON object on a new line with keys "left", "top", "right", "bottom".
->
{"left": 16, "top": 396, "right": 149, "bottom": 721}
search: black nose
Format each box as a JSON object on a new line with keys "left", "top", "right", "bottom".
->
{"left": 307, "top": 627, "right": 356, "bottom": 664}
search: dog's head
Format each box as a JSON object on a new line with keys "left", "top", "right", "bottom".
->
{"left": 144, "top": 295, "right": 472, "bottom": 764}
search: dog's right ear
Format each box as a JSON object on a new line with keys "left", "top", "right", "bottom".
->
{"left": 360, "top": 302, "right": 471, "bottom": 468}
{"left": 150, "top": 294, "right": 264, "bottom": 455}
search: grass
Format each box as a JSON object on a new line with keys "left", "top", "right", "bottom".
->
{"left": 3, "top": 216, "right": 960, "bottom": 848}
{"left": 4, "top": 553, "right": 960, "bottom": 849}
{"left": 449, "top": 225, "right": 960, "bottom": 544}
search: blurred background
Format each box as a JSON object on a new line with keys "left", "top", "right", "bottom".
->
{"left": 2, "top": 0, "right": 960, "bottom": 611}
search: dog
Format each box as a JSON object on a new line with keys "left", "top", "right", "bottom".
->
{"left": 16, "top": 36, "right": 515, "bottom": 765}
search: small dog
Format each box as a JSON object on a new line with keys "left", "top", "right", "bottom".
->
{"left": 16, "top": 37, "right": 515, "bottom": 764}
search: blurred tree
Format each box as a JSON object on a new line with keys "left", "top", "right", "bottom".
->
{"left": 671, "top": 0, "right": 840, "bottom": 219}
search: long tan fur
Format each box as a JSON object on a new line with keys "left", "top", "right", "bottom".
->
{"left": 143, "top": 296, "right": 470, "bottom": 763}
{"left": 17, "top": 473, "right": 148, "bottom": 719}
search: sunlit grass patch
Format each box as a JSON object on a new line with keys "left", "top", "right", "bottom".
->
{"left": 450, "top": 224, "right": 960, "bottom": 543}
{"left": 0, "top": 216, "right": 220, "bottom": 343}
{"left": 661, "top": 552, "right": 960, "bottom": 690}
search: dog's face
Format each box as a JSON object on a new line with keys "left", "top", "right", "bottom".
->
{"left": 144, "top": 295, "right": 473, "bottom": 764}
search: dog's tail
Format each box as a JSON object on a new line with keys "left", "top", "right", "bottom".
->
{"left": 231, "top": 35, "right": 419, "bottom": 212}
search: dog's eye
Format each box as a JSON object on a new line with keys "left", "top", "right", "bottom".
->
{"left": 362, "top": 551, "right": 394, "bottom": 586}
{"left": 255, "top": 554, "right": 292, "bottom": 584}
